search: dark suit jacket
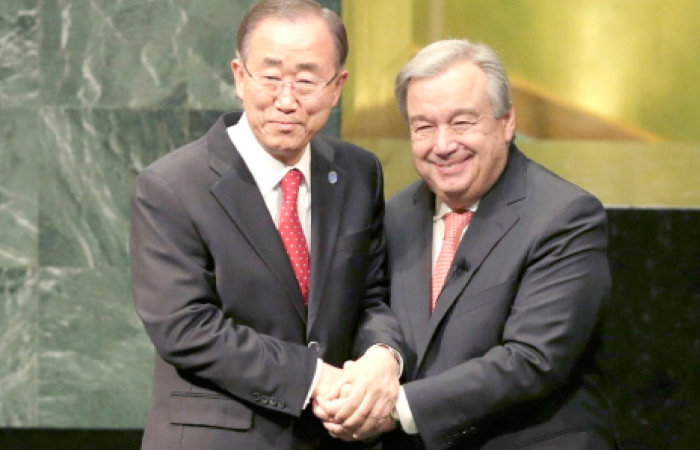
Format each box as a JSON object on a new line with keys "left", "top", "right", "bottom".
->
{"left": 383, "top": 145, "right": 616, "bottom": 450}
{"left": 130, "top": 112, "right": 404, "bottom": 450}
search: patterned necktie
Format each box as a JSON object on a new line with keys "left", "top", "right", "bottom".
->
{"left": 431, "top": 210, "right": 474, "bottom": 311}
{"left": 279, "top": 169, "right": 310, "bottom": 304}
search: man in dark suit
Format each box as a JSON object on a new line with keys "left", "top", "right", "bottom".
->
{"left": 375, "top": 40, "right": 617, "bottom": 449}
{"left": 129, "top": 1, "right": 404, "bottom": 449}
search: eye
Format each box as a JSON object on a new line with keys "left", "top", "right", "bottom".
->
{"left": 451, "top": 120, "right": 476, "bottom": 132}
{"left": 262, "top": 75, "right": 282, "bottom": 82}
{"left": 412, "top": 124, "right": 436, "bottom": 136}
{"left": 295, "top": 78, "right": 317, "bottom": 86}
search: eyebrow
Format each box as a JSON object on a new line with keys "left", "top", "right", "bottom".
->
{"left": 259, "top": 57, "right": 320, "bottom": 73}
{"left": 260, "top": 57, "right": 283, "bottom": 67}
{"left": 409, "top": 108, "right": 480, "bottom": 123}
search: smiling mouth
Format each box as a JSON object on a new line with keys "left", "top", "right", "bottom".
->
{"left": 435, "top": 155, "right": 472, "bottom": 173}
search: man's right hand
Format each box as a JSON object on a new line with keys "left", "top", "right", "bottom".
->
{"left": 312, "top": 363, "right": 344, "bottom": 402}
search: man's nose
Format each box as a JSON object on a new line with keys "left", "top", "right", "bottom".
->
{"left": 275, "top": 83, "right": 299, "bottom": 111}
{"left": 434, "top": 125, "right": 455, "bottom": 155}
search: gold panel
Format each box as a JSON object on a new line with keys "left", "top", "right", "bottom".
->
{"left": 341, "top": 0, "right": 700, "bottom": 207}
{"left": 341, "top": 0, "right": 414, "bottom": 138}
{"left": 441, "top": 0, "right": 700, "bottom": 142}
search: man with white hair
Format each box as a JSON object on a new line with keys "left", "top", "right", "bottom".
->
{"left": 321, "top": 39, "right": 618, "bottom": 450}
{"left": 384, "top": 38, "right": 617, "bottom": 449}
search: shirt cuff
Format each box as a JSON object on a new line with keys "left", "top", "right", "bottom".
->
{"left": 304, "top": 358, "right": 324, "bottom": 408}
{"left": 393, "top": 386, "right": 418, "bottom": 434}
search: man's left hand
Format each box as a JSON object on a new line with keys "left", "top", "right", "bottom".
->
{"left": 314, "top": 346, "right": 400, "bottom": 439}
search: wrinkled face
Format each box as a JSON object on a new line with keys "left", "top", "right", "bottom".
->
{"left": 406, "top": 61, "right": 515, "bottom": 210}
{"left": 231, "top": 17, "right": 347, "bottom": 165}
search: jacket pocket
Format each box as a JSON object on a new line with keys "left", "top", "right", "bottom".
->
{"left": 169, "top": 392, "right": 253, "bottom": 430}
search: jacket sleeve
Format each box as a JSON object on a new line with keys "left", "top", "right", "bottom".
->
{"left": 351, "top": 154, "right": 407, "bottom": 360}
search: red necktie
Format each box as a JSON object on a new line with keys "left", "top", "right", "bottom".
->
{"left": 431, "top": 210, "right": 474, "bottom": 311}
{"left": 279, "top": 169, "right": 310, "bottom": 304}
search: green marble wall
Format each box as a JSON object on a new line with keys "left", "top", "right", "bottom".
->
{"left": 0, "top": 0, "right": 340, "bottom": 428}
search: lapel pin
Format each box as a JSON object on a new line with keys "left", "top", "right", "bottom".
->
{"left": 328, "top": 171, "right": 338, "bottom": 184}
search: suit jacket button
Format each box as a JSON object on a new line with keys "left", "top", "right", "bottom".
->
{"left": 269, "top": 397, "right": 277, "bottom": 406}
{"left": 308, "top": 341, "right": 321, "bottom": 353}
{"left": 260, "top": 395, "right": 269, "bottom": 404}
{"left": 253, "top": 393, "right": 260, "bottom": 402}
{"left": 278, "top": 400, "right": 285, "bottom": 409}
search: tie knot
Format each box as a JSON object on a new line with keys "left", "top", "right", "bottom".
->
{"left": 281, "top": 169, "right": 303, "bottom": 202}
{"left": 444, "top": 210, "right": 474, "bottom": 242}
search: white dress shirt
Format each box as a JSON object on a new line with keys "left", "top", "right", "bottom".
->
{"left": 227, "top": 114, "right": 312, "bottom": 247}
{"left": 395, "top": 198, "right": 479, "bottom": 434}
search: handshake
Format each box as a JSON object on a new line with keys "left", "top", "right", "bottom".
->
{"left": 311, "top": 345, "right": 401, "bottom": 441}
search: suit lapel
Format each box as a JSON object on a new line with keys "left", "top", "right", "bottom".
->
{"left": 307, "top": 137, "right": 347, "bottom": 331}
{"left": 417, "top": 145, "right": 528, "bottom": 369}
{"left": 398, "top": 183, "right": 436, "bottom": 366}
{"left": 208, "top": 114, "right": 308, "bottom": 324}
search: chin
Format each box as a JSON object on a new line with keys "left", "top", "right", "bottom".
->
{"left": 268, "top": 142, "right": 306, "bottom": 163}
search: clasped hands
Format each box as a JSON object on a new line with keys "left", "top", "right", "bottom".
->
{"left": 312, "top": 346, "right": 400, "bottom": 441}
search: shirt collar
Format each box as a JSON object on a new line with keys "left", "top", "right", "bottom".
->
{"left": 433, "top": 197, "right": 479, "bottom": 223}
{"left": 227, "top": 113, "right": 312, "bottom": 196}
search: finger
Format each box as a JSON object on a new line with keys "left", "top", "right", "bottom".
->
{"left": 352, "top": 416, "right": 380, "bottom": 440}
{"left": 331, "top": 383, "right": 366, "bottom": 424}
{"left": 353, "top": 415, "right": 396, "bottom": 440}
{"left": 339, "top": 388, "right": 376, "bottom": 431}
{"left": 367, "top": 385, "right": 398, "bottom": 420}
{"left": 316, "top": 396, "right": 345, "bottom": 421}
{"left": 361, "top": 378, "right": 398, "bottom": 420}
{"left": 324, "top": 422, "right": 355, "bottom": 441}
{"left": 338, "top": 382, "right": 352, "bottom": 399}
{"left": 324, "top": 372, "right": 352, "bottom": 401}
{"left": 312, "top": 399, "right": 331, "bottom": 421}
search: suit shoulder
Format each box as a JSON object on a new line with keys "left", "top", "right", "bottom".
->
{"left": 526, "top": 158, "right": 603, "bottom": 210}
{"left": 386, "top": 181, "right": 425, "bottom": 221}
{"left": 318, "top": 135, "right": 379, "bottom": 164}
{"left": 139, "top": 135, "right": 209, "bottom": 183}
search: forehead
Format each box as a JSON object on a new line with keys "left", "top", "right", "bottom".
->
{"left": 246, "top": 17, "right": 337, "bottom": 70}
{"left": 406, "top": 61, "right": 492, "bottom": 119}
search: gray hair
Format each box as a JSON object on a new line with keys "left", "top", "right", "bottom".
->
{"left": 395, "top": 39, "right": 512, "bottom": 120}
{"left": 237, "top": 0, "right": 348, "bottom": 71}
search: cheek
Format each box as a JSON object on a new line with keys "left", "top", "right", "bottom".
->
{"left": 411, "top": 148, "right": 429, "bottom": 173}
{"left": 411, "top": 143, "right": 430, "bottom": 162}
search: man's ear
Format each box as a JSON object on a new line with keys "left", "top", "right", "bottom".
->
{"left": 502, "top": 105, "right": 516, "bottom": 143}
{"left": 231, "top": 59, "right": 246, "bottom": 100}
{"left": 329, "top": 69, "right": 349, "bottom": 107}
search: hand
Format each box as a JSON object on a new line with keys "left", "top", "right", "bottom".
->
{"left": 318, "top": 347, "right": 400, "bottom": 438}
{"left": 313, "top": 381, "right": 351, "bottom": 422}
{"left": 312, "top": 363, "right": 344, "bottom": 400}
{"left": 323, "top": 412, "right": 397, "bottom": 441}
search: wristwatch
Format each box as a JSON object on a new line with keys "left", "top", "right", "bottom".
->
{"left": 376, "top": 344, "right": 404, "bottom": 376}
